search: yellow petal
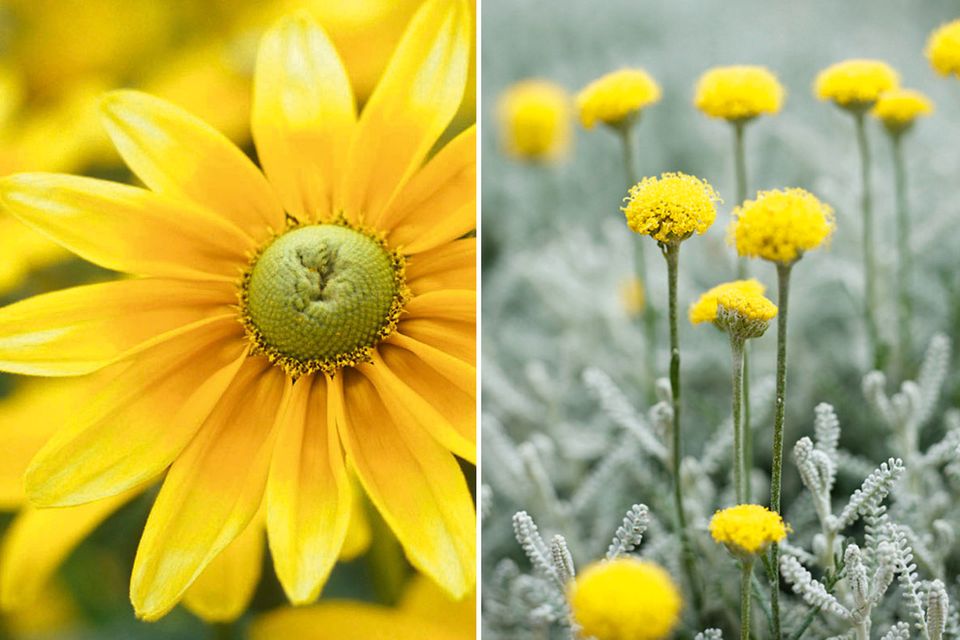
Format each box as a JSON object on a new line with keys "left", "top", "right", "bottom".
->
{"left": 250, "top": 601, "right": 464, "bottom": 640}
{"left": 333, "top": 370, "right": 475, "bottom": 599}
{"left": 339, "top": 482, "right": 372, "bottom": 561}
{"left": 340, "top": 0, "right": 471, "bottom": 224}
{"left": 400, "top": 575, "right": 475, "bottom": 636}
{"left": 378, "top": 126, "right": 475, "bottom": 253}
{"left": 0, "top": 485, "right": 144, "bottom": 610}
{"left": 406, "top": 238, "right": 475, "bottom": 294}
{"left": 0, "top": 377, "right": 100, "bottom": 508}
{"left": 100, "top": 90, "right": 284, "bottom": 241}
{"left": 266, "top": 374, "right": 350, "bottom": 604}
{"left": 0, "top": 278, "right": 234, "bottom": 376}
{"left": 130, "top": 359, "right": 289, "bottom": 621}
{"left": 367, "top": 347, "right": 475, "bottom": 463}
{"left": 0, "top": 173, "right": 252, "bottom": 280}
{"left": 252, "top": 13, "right": 355, "bottom": 221}
{"left": 182, "top": 515, "right": 264, "bottom": 623}
{"left": 398, "top": 318, "right": 474, "bottom": 365}
{"left": 25, "top": 317, "right": 247, "bottom": 507}
{"left": 405, "top": 290, "right": 475, "bottom": 323}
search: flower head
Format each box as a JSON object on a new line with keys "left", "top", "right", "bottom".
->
{"left": 814, "top": 59, "right": 899, "bottom": 110}
{"left": 730, "top": 188, "right": 835, "bottom": 265}
{"left": 577, "top": 68, "right": 661, "bottom": 129}
{"left": 622, "top": 172, "right": 721, "bottom": 244}
{"left": 927, "top": 19, "right": 960, "bottom": 77}
{"left": 871, "top": 88, "right": 933, "bottom": 134}
{"left": 710, "top": 504, "right": 788, "bottom": 557}
{"left": 690, "top": 279, "right": 777, "bottom": 340}
{"left": 0, "top": 0, "right": 476, "bottom": 621}
{"left": 497, "top": 79, "right": 571, "bottom": 161}
{"left": 568, "top": 558, "right": 682, "bottom": 640}
{"left": 620, "top": 277, "right": 646, "bottom": 318}
{"left": 694, "top": 65, "right": 785, "bottom": 121}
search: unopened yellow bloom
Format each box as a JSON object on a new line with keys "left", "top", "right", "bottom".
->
{"left": 872, "top": 88, "right": 934, "bottom": 134}
{"left": 927, "top": 19, "right": 960, "bottom": 77}
{"left": 730, "top": 188, "right": 834, "bottom": 264}
{"left": 577, "top": 68, "right": 661, "bottom": 129}
{"left": 694, "top": 65, "right": 785, "bottom": 121}
{"left": 568, "top": 558, "right": 682, "bottom": 640}
{"left": 710, "top": 504, "right": 788, "bottom": 557}
{"left": 814, "top": 59, "right": 899, "bottom": 109}
{"left": 497, "top": 80, "right": 571, "bottom": 161}
{"left": 623, "top": 172, "right": 720, "bottom": 244}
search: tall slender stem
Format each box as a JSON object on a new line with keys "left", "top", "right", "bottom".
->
{"left": 769, "top": 261, "right": 792, "bottom": 640}
{"left": 619, "top": 125, "right": 658, "bottom": 390}
{"left": 891, "top": 132, "right": 912, "bottom": 376}
{"left": 732, "top": 120, "right": 753, "bottom": 501}
{"left": 854, "top": 113, "right": 882, "bottom": 369}
{"left": 731, "top": 336, "right": 746, "bottom": 503}
{"left": 733, "top": 122, "right": 748, "bottom": 218}
{"left": 664, "top": 241, "right": 702, "bottom": 617}
{"left": 741, "top": 560, "right": 755, "bottom": 640}
{"left": 743, "top": 349, "right": 753, "bottom": 502}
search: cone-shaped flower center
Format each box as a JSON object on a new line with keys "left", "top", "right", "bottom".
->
{"left": 242, "top": 224, "right": 407, "bottom": 377}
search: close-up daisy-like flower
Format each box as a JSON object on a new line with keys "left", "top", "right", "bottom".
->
{"left": 0, "top": 0, "right": 475, "bottom": 624}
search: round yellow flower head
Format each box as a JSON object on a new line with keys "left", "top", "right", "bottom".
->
{"left": 814, "top": 59, "right": 899, "bottom": 110}
{"left": 577, "top": 68, "right": 662, "bottom": 130}
{"left": 623, "top": 172, "right": 721, "bottom": 245}
{"left": 927, "top": 19, "right": 960, "bottom": 78}
{"left": 620, "top": 277, "right": 646, "bottom": 318}
{"left": 710, "top": 504, "right": 788, "bottom": 557}
{"left": 690, "top": 279, "right": 777, "bottom": 339}
{"left": 694, "top": 65, "right": 785, "bottom": 121}
{"left": 497, "top": 79, "right": 572, "bottom": 162}
{"left": 730, "top": 188, "right": 835, "bottom": 265}
{"left": 568, "top": 558, "right": 682, "bottom": 640}
{"left": 872, "top": 88, "right": 934, "bottom": 134}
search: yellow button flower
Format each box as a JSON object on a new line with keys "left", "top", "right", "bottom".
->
{"left": 623, "top": 172, "right": 721, "bottom": 244}
{"left": 710, "top": 504, "right": 788, "bottom": 557}
{"left": 497, "top": 79, "right": 571, "bottom": 161}
{"left": 689, "top": 279, "right": 765, "bottom": 325}
{"left": 0, "top": 0, "right": 476, "bottom": 622}
{"left": 872, "top": 88, "right": 934, "bottom": 134}
{"left": 577, "top": 68, "right": 661, "bottom": 129}
{"left": 568, "top": 558, "right": 682, "bottom": 640}
{"left": 690, "top": 279, "right": 777, "bottom": 339}
{"left": 814, "top": 59, "right": 899, "bottom": 109}
{"left": 694, "top": 65, "right": 785, "bottom": 121}
{"left": 730, "top": 188, "right": 835, "bottom": 264}
{"left": 927, "top": 19, "right": 960, "bottom": 77}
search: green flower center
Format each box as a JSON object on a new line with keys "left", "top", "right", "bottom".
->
{"left": 240, "top": 223, "right": 407, "bottom": 377}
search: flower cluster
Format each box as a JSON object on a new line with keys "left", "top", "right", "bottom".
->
{"left": 871, "top": 88, "right": 934, "bottom": 133}
{"left": 694, "top": 65, "right": 785, "bottom": 121}
{"left": 497, "top": 79, "right": 571, "bottom": 161}
{"left": 568, "top": 558, "right": 682, "bottom": 640}
{"left": 730, "top": 188, "right": 835, "bottom": 265}
{"left": 710, "top": 504, "right": 788, "bottom": 557}
{"left": 691, "top": 279, "right": 777, "bottom": 340}
{"left": 622, "top": 172, "right": 720, "bottom": 244}
{"left": 926, "top": 18, "right": 960, "bottom": 77}
{"left": 814, "top": 59, "right": 899, "bottom": 109}
{"left": 576, "top": 68, "right": 661, "bottom": 129}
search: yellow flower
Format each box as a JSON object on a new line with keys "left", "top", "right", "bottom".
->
{"left": 689, "top": 279, "right": 774, "bottom": 329}
{"left": 620, "top": 277, "right": 646, "bottom": 317}
{"left": 710, "top": 504, "right": 788, "bottom": 557}
{"left": 497, "top": 79, "right": 572, "bottom": 162}
{"left": 694, "top": 65, "right": 785, "bottom": 121}
{"left": 871, "top": 88, "right": 934, "bottom": 134}
{"left": 0, "top": 0, "right": 475, "bottom": 621}
{"left": 730, "top": 188, "right": 835, "bottom": 264}
{"left": 250, "top": 575, "right": 474, "bottom": 640}
{"left": 623, "top": 172, "right": 720, "bottom": 244}
{"left": 814, "top": 59, "right": 899, "bottom": 109}
{"left": 577, "top": 68, "right": 661, "bottom": 129}
{"left": 568, "top": 558, "right": 682, "bottom": 640}
{"left": 927, "top": 19, "right": 960, "bottom": 77}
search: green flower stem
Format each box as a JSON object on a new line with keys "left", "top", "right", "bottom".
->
{"left": 730, "top": 335, "right": 746, "bottom": 503}
{"left": 743, "top": 350, "right": 753, "bottom": 502}
{"left": 769, "top": 261, "right": 793, "bottom": 640}
{"left": 732, "top": 120, "right": 753, "bottom": 501}
{"left": 619, "top": 124, "right": 658, "bottom": 391}
{"left": 854, "top": 112, "right": 883, "bottom": 370}
{"left": 891, "top": 131, "right": 912, "bottom": 375}
{"left": 663, "top": 241, "right": 703, "bottom": 617}
{"left": 741, "top": 559, "right": 755, "bottom": 640}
